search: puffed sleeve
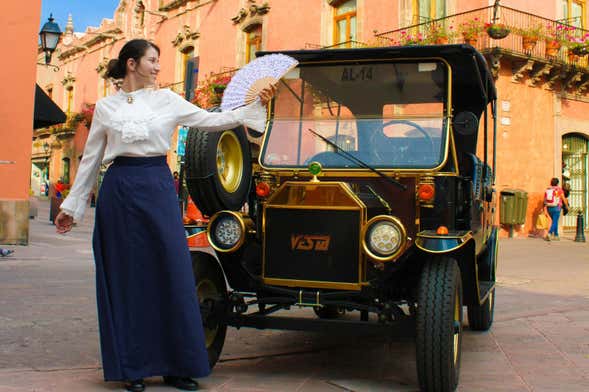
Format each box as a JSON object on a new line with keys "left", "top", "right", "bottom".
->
{"left": 59, "top": 101, "right": 108, "bottom": 222}
{"left": 166, "top": 89, "right": 267, "bottom": 132}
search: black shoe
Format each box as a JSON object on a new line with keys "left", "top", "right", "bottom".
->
{"left": 163, "top": 376, "right": 199, "bottom": 391}
{"left": 125, "top": 379, "right": 145, "bottom": 392}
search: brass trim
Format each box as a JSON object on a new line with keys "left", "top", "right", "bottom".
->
{"left": 417, "top": 231, "right": 473, "bottom": 240}
{"left": 262, "top": 181, "right": 367, "bottom": 289}
{"left": 415, "top": 232, "right": 473, "bottom": 254}
{"left": 207, "top": 211, "right": 252, "bottom": 253}
{"left": 267, "top": 205, "right": 361, "bottom": 211}
{"left": 262, "top": 277, "right": 362, "bottom": 291}
{"left": 265, "top": 180, "right": 367, "bottom": 207}
{"left": 361, "top": 215, "right": 408, "bottom": 262}
{"left": 259, "top": 57, "right": 453, "bottom": 173}
{"left": 216, "top": 131, "right": 243, "bottom": 193}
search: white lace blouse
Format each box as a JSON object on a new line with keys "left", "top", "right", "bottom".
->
{"left": 60, "top": 88, "right": 267, "bottom": 222}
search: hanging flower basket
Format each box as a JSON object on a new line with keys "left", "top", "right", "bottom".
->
{"left": 571, "top": 44, "right": 589, "bottom": 56}
{"left": 486, "top": 24, "right": 510, "bottom": 40}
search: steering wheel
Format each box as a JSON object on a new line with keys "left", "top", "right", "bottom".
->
{"left": 371, "top": 119, "right": 435, "bottom": 163}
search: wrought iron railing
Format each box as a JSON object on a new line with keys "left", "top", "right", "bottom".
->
{"left": 374, "top": 5, "right": 589, "bottom": 68}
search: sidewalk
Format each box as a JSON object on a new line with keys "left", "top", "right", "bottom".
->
{"left": 0, "top": 198, "right": 588, "bottom": 391}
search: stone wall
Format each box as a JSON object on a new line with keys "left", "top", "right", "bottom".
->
{"left": 0, "top": 200, "right": 30, "bottom": 245}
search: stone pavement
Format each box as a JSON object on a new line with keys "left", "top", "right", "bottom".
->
{"left": 0, "top": 198, "right": 588, "bottom": 391}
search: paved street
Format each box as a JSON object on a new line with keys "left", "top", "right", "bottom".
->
{"left": 0, "top": 198, "right": 588, "bottom": 391}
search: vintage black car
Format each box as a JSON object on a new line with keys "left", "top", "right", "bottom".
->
{"left": 184, "top": 44, "right": 498, "bottom": 392}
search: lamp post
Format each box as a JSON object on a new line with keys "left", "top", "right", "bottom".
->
{"left": 39, "top": 14, "right": 62, "bottom": 68}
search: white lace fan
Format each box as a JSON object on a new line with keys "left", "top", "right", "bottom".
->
{"left": 221, "top": 53, "right": 298, "bottom": 112}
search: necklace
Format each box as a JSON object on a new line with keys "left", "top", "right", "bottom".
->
{"left": 127, "top": 95, "right": 134, "bottom": 104}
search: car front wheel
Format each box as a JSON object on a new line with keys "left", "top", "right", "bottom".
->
{"left": 416, "top": 256, "right": 463, "bottom": 392}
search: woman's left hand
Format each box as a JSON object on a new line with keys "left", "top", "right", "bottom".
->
{"left": 259, "top": 83, "right": 278, "bottom": 106}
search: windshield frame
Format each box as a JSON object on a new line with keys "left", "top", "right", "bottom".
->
{"left": 259, "top": 57, "right": 453, "bottom": 172}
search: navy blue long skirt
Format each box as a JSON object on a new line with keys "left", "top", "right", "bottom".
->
{"left": 93, "top": 156, "right": 210, "bottom": 381}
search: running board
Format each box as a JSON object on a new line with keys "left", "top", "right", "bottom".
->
{"left": 227, "top": 314, "right": 416, "bottom": 338}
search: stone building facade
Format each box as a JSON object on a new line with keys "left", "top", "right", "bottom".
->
{"left": 0, "top": 1, "right": 42, "bottom": 244}
{"left": 35, "top": 0, "right": 589, "bottom": 237}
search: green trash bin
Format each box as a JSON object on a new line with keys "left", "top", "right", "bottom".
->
{"left": 514, "top": 190, "right": 528, "bottom": 225}
{"left": 500, "top": 189, "right": 517, "bottom": 225}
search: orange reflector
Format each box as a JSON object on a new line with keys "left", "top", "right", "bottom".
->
{"left": 256, "top": 182, "right": 271, "bottom": 197}
{"left": 418, "top": 183, "right": 435, "bottom": 201}
{"left": 436, "top": 226, "right": 449, "bottom": 235}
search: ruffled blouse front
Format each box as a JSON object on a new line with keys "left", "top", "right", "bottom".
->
{"left": 60, "top": 88, "right": 267, "bottom": 222}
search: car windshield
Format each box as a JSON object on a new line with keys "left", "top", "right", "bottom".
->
{"left": 260, "top": 60, "right": 449, "bottom": 169}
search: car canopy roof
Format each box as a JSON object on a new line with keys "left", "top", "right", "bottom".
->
{"left": 259, "top": 44, "right": 496, "bottom": 119}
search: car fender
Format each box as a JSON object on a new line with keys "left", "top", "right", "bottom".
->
{"left": 415, "top": 230, "right": 480, "bottom": 306}
{"left": 415, "top": 230, "right": 473, "bottom": 253}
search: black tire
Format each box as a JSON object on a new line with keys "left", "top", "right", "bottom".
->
{"left": 468, "top": 228, "right": 497, "bottom": 331}
{"left": 313, "top": 305, "right": 345, "bottom": 319}
{"left": 416, "top": 257, "right": 463, "bottom": 392}
{"left": 192, "top": 252, "right": 228, "bottom": 368}
{"left": 185, "top": 126, "right": 252, "bottom": 217}
{"left": 467, "top": 287, "right": 495, "bottom": 331}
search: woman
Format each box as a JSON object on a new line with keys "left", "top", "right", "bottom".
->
{"left": 55, "top": 39, "right": 275, "bottom": 391}
{"left": 543, "top": 177, "right": 569, "bottom": 241}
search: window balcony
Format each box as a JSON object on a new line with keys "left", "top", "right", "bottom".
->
{"left": 374, "top": 5, "right": 589, "bottom": 94}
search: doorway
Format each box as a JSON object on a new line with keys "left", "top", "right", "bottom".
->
{"left": 562, "top": 133, "right": 588, "bottom": 229}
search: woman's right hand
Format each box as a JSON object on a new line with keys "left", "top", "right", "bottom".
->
{"left": 55, "top": 211, "right": 74, "bottom": 234}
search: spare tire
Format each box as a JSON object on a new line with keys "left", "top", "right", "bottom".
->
{"left": 185, "top": 126, "right": 252, "bottom": 217}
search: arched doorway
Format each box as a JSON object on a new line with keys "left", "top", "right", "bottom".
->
{"left": 562, "top": 133, "right": 588, "bottom": 229}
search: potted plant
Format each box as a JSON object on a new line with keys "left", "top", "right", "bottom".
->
{"left": 398, "top": 30, "right": 426, "bottom": 46}
{"left": 543, "top": 23, "right": 571, "bottom": 57}
{"left": 459, "top": 18, "right": 485, "bottom": 46}
{"left": 517, "top": 24, "right": 542, "bottom": 51}
{"left": 565, "top": 33, "right": 589, "bottom": 57}
{"left": 486, "top": 22, "right": 510, "bottom": 40}
{"left": 193, "top": 73, "right": 233, "bottom": 108}
{"left": 428, "top": 22, "right": 455, "bottom": 44}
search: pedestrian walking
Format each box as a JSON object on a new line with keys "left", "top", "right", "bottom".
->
{"left": 543, "top": 177, "right": 569, "bottom": 241}
{"left": 54, "top": 38, "right": 275, "bottom": 392}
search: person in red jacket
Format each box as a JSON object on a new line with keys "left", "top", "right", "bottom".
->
{"left": 543, "top": 177, "right": 569, "bottom": 241}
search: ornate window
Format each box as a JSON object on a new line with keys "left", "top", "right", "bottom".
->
{"left": 333, "top": 0, "right": 357, "bottom": 47}
{"left": 561, "top": 0, "right": 585, "bottom": 28}
{"left": 412, "top": 0, "right": 446, "bottom": 24}
{"left": 246, "top": 24, "right": 262, "bottom": 63}
{"left": 62, "top": 157, "right": 70, "bottom": 184}
{"left": 182, "top": 46, "right": 197, "bottom": 100}
{"left": 66, "top": 87, "right": 74, "bottom": 114}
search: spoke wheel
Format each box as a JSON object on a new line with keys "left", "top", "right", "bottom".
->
{"left": 192, "top": 252, "right": 228, "bottom": 368}
{"left": 416, "top": 257, "right": 463, "bottom": 392}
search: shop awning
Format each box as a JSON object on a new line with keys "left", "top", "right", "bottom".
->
{"left": 34, "top": 84, "right": 66, "bottom": 129}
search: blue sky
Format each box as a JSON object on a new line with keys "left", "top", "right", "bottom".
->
{"left": 40, "top": 0, "right": 121, "bottom": 33}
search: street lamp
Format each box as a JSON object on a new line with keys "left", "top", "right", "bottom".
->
{"left": 39, "top": 14, "right": 62, "bottom": 65}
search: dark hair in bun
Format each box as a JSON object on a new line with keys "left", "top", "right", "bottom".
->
{"left": 106, "top": 39, "right": 160, "bottom": 79}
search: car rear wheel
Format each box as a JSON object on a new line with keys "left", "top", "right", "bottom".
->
{"left": 416, "top": 257, "right": 463, "bottom": 392}
{"left": 185, "top": 127, "right": 252, "bottom": 217}
{"left": 467, "top": 287, "right": 495, "bottom": 331}
{"left": 192, "top": 252, "right": 228, "bottom": 368}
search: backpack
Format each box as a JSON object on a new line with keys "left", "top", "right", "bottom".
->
{"left": 544, "top": 187, "right": 560, "bottom": 207}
